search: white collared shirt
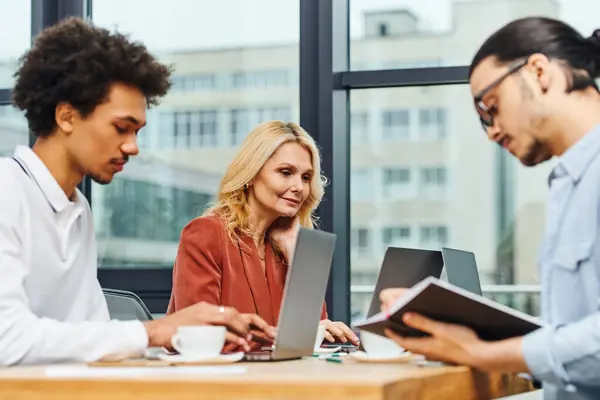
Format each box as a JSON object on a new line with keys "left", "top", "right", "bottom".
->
{"left": 0, "top": 145, "right": 148, "bottom": 366}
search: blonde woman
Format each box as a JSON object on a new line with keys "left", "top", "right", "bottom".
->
{"left": 167, "top": 121, "right": 358, "bottom": 350}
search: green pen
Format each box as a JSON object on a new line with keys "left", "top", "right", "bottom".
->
{"left": 312, "top": 353, "right": 346, "bottom": 358}
{"left": 323, "top": 357, "right": 343, "bottom": 364}
{"left": 313, "top": 352, "right": 347, "bottom": 357}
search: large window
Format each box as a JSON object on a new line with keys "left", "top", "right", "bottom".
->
{"left": 19, "top": 0, "right": 587, "bottom": 318}
{"left": 343, "top": 0, "right": 600, "bottom": 323}
{"left": 91, "top": 0, "right": 300, "bottom": 270}
{"left": 349, "top": 85, "right": 551, "bottom": 322}
{"left": 3, "top": 0, "right": 580, "bottom": 321}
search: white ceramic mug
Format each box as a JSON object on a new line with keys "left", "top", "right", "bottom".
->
{"left": 314, "top": 324, "right": 326, "bottom": 350}
{"left": 360, "top": 330, "right": 405, "bottom": 358}
{"left": 170, "top": 326, "right": 226, "bottom": 358}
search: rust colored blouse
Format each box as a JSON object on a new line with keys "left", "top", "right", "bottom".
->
{"left": 166, "top": 215, "right": 327, "bottom": 349}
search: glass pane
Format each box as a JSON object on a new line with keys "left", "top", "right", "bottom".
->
{"left": 0, "top": 0, "right": 31, "bottom": 86}
{"left": 91, "top": 0, "right": 300, "bottom": 268}
{"left": 0, "top": 106, "right": 28, "bottom": 156}
{"left": 350, "top": 0, "right": 598, "bottom": 69}
{"left": 349, "top": 86, "right": 546, "bottom": 322}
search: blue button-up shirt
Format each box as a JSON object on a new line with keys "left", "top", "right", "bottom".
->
{"left": 522, "top": 124, "right": 600, "bottom": 400}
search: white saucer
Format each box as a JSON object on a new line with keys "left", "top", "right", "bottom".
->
{"left": 144, "top": 347, "right": 176, "bottom": 359}
{"left": 313, "top": 346, "right": 341, "bottom": 355}
{"left": 348, "top": 350, "right": 413, "bottom": 363}
{"left": 157, "top": 352, "right": 244, "bottom": 365}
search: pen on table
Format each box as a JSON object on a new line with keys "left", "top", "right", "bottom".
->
{"left": 311, "top": 353, "right": 346, "bottom": 358}
{"left": 320, "top": 357, "right": 343, "bottom": 363}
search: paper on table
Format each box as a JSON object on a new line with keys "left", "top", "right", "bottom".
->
{"left": 45, "top": 365, "right": 247, "bottom": 378}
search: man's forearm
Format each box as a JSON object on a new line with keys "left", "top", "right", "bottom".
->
{"left": 472, "top": 336, "right": 530, "bottom": 373}
{"left": 0, "top": 313, "right": 148, "bottom": 366}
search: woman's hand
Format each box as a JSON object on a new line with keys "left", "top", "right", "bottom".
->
{"left": 243, "top": 313, "right": 276, "bottom": 345}
{"left": 145, "top": 302, "right": 254, "bottom": 351}
{"left": 320, "top": 319, "right": 360, "bottom": 345}
{"left": 270, "top": 216, "right": 301, "bottom": 263}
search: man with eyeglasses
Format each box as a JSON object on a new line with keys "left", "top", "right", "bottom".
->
{"left": 379, "top": 17, "right": 600, "bottom": 400}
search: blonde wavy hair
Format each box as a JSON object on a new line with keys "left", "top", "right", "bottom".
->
{"left": 205, "top": 120, "right": 327, "bottom": 244}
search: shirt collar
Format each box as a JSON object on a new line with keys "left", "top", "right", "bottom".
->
{"left": 13, "top": 145, "right": 77, "bottom": 213}
{"left": 549, "top": 124, "right": 600, "bottom": 186}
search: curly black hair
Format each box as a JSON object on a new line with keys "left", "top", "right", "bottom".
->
{"left": 13, "top": 17, "right": 173, "bottom": 137}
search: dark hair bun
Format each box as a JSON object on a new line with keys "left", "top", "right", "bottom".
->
{"left": 588, "top": 29, "right": 600, "bottom": 77}
{"left": 589, "top": 29, "right": 600, "bottom": 47}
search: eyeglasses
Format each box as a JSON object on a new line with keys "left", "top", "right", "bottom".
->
{"left": 473, "top": 58, "right": 528, "bottom": 133}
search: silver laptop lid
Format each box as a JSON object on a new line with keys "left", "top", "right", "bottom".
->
{"left": 365, "top": 247, "right": 443, "bottom": 319}
{"left": 272, "top": 228, "right": 337, "bottom": 360}
{"left": 441, "top": 247, "right": 482, "bottom": 295}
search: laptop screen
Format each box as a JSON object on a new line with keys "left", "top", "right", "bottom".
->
{"left": 273, "top": 228, "right": 336, "bottom": 359}
{"left": 441, "top": 248, "right": 482, "bottom": 295}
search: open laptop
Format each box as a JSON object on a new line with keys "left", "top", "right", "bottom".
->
{"left": 365, "top": 247, "right": 444, "bottom": 319}
{"left": 355, "top": 247, "right": 444, "bottom": 351}
{"left": 244, "top": 227, "right": 337, "bottom": 362}
{"left": 441, "top": 247, "right": 483, "bottom": 295}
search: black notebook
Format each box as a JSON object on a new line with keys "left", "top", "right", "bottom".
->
{"left": 353, "top": 276, "right": 542, "bottom": 341}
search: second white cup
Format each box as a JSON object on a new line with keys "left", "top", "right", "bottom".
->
{"left": 359, "top": 330, "right": 405, "bottom": 358}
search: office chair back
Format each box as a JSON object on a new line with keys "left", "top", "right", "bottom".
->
{"left": 103, "top": 288, "right": 154, "bottom": 321}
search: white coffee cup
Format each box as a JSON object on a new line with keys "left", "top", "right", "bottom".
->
{"left": 170, "top": 326, "right": 226, "bottom": 359}
{"left": 314, "top": 324, "right": 326, "bottom": 350}
{"left": 360, "top": 330, "right": 405, "bottom": 358}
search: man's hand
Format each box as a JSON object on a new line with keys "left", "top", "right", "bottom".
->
{"left": 380, "top": 288, "right": 481, "bottom": 365}
{"left": 379, "top": 288, "right": 409, "bottom": 312}
{"left": 144, "top": 302, "right": 271, "bottom": 351}
{"left": 383, "top": 312, "right": 528, "bottom": 374}
{"left": 320, "top": 319, "right": 360, "bottom": 345}
{"left": 384, "top": 312, "right": 485, "bottom": 366}
{"left": 379, "top": 289, "right": 529, "bottom": 373}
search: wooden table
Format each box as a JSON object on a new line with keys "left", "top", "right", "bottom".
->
{"left": 0, "top": 357, "right": 533, "bottom": 400}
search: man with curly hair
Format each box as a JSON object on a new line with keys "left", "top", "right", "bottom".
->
{"left": 0, "top": 17, "right": 273, "bottom": 366}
